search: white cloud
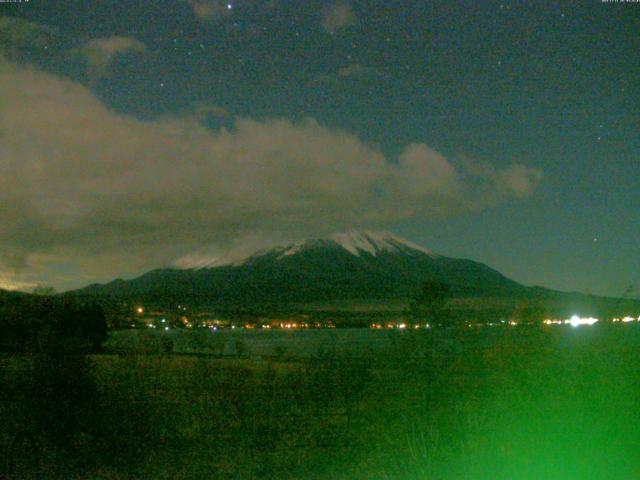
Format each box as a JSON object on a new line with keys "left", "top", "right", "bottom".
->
{"left": 321, "top": 2, "right": 355, "bottom": 33}
{"left": 0, "top": 58, "right": 542, "bottom": 290}
{"left": 73, "top": 36, "right": 146, "bottom": 79}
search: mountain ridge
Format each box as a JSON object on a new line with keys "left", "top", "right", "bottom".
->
{"left": 70, "top": 230, "right": 525, "bottom": 303}
{"left": 68, "top": 230, "right": 640, "bottom": 318}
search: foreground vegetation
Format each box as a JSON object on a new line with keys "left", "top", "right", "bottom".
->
{"left": 2, "top": 324, "right": 640, "bottom": 479}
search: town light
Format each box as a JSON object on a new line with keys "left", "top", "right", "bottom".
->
{"left": 566, "top": 315, "right": 598, "bottom": 327}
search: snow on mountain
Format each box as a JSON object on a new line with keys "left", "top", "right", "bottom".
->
{"left": 174, "top": 253, "right": 221, "bottom": 269}
{"left": 239, "top": 230, "right": 438, "bottom": 265}
{"left": 328, "top": 230, "right": 434, "bottom": 257}
{"left": 175, "top": 230, "right": 436, "bottom": 269}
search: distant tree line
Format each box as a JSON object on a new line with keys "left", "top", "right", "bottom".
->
{"left": 0, "top": 295, "right": 107, "bottom": 354}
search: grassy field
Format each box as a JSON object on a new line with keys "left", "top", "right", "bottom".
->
{"left": 2, "top": 324, "right": 640, "bottom": 479}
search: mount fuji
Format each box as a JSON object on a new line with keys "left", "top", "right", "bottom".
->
{"left": 72, "top": 230, "right": 527, "bottom": 306}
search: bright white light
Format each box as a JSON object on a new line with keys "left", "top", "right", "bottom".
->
{"left": 566, "top": 315, "right": 598, "bottom": 327}
{"left": 164, "top": 326, "right": 169, "bottom": 331}
{"left": 622, "top": 316, "right": 634, "bottom": 323}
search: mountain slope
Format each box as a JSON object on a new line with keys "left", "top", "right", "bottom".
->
{"left": 72, "top": 230, "right": 526, "bottom": 305}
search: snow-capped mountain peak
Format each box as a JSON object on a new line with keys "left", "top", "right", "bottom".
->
{"left": 174, "top": 230, "right": 436, "bottom": 269}
{"left": 327, "top": 230, "right": 434, "bottom": 257}
{"left": 266, "top": 230, "right": 434, "bottom": 263}
{"left": 76, "top": 229, "right": 525, "bottom": 302}
{"left": 250, "top": 230, "right": 435, "bottom": 262}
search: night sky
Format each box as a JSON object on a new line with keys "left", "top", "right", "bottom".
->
{"left": 0, "top": 0, "right": 638, "bottom": 297}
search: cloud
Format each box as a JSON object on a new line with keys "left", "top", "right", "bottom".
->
{"left": 321, "top": 2, "right": 355, "bottom": 33}
{"left": 73, "top": 36, "right": 147, "bottom": 79}
{"left": 0, "top": 58, "right": 541, "bottom": 290}
{"left": 187, "top": 0, "right": 233, "bottom": 21}
{"left": 494, "top": 164, "right": 543, "bottom": 198}
{"left": 460, "top": 160, "right": 544, "bottom": 207}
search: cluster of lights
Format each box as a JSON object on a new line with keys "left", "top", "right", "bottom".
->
{"left": 543, "top": 319, "right": 563, "bottom": 325}
{"left": 612, "top": 316, "right": 640, "bottom": 323}
{"left": 544, "top": 315, "right": 598, "bottom": 327}
{"left": 282, "top": 322, "right": 306, "bottom": 329}
{"left": 567, "top": 315, "right": 598, "bottom": 327}
{"left": 132, "top": 305, "right": 640, "bottom": 331}
{"left": 144, "top": 322, "right": 170, "bottom": 331}
{"left": 275, "top": 322, "right": 335, "bottom": 329}
{"left": 542, "top": 315, "right": 640, "bottom": 327}
{"left": 370, "top": 323, "right": 431, "bottom": 330}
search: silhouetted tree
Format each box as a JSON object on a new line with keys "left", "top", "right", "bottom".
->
{"left": 38, "top": 298, "right": 107, "bottom": 354}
